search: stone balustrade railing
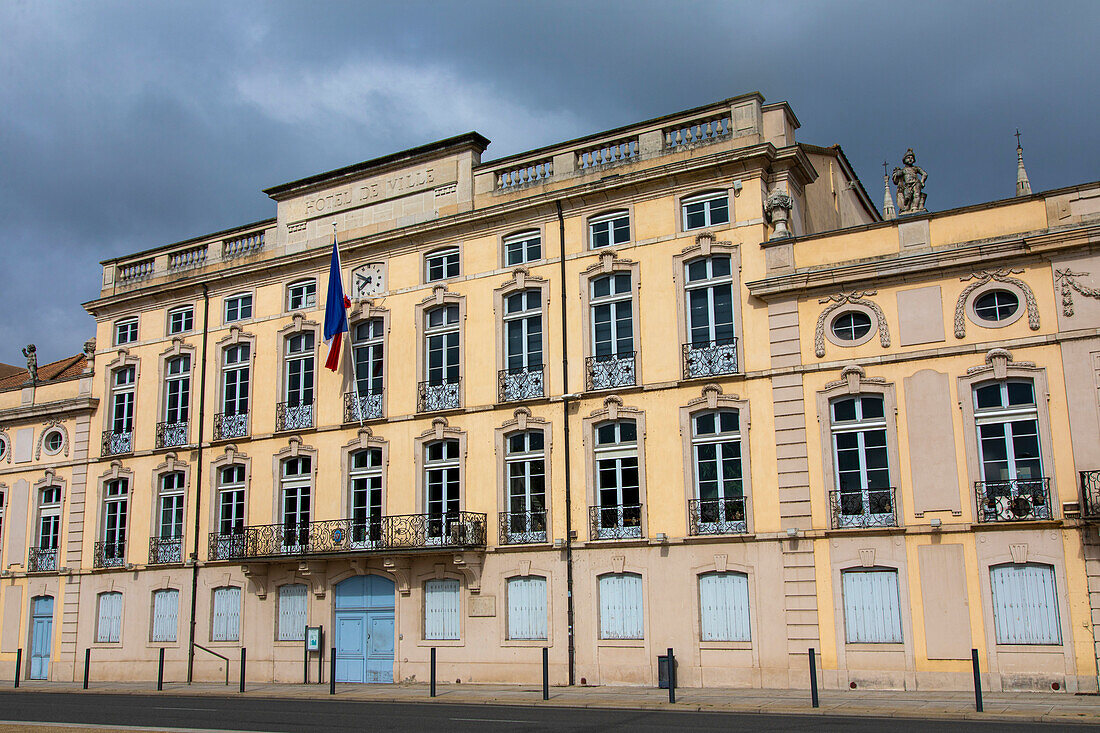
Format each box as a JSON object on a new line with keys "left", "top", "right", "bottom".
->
{"left": 496, "top": 157, "right": 554, "bottom": 190}
{"left": 223, "top": 230, "right": 264, "bottom": 259}
{"left": 167, "top": 244, "right": 208, "bottom": 272}
{"left": 576, "top": 135, "right": 639, "bottom": 171}
{"left": 116, "top": 258, "right": 155, "bottom": 285}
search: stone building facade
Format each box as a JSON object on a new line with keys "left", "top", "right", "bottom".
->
{"left": 2, "top": 92, "right": 1100, "bottom": 692}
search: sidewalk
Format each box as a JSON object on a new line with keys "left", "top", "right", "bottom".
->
{"left": 4, "top": 679, "right": 1100, "bottom": 726}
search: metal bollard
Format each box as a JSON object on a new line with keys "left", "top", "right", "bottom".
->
{"left": 809, "top": 648, "right": 819, "bottom": 708}
{"left": 542, "top": 647, "right": 549, "bottom": 701}
{"left": 430, "top": 647, "right": 436, "bottom": 698}
{"left": 83, "top": 648, "right": 91, "bottom": 690}
{"left": 971, "top": 648, "right": 983, "bottom": 712}
{"left": 239, "top": 648, "right": 246, "bottom": 693}
{"left": 13, "top": 648, "right": 21, "bottom": 688}
{"left": 157, "top": 647, "right": 165, "bottom": 691}
{"left": 667, "top": 648, "right": 675, "bottom": 704}
{"left": 329, "top": 648, "right": 336, "bottom": 695}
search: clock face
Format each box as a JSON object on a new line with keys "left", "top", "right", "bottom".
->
{"left": 351, "top": 262, "right": 386, "bottom": 299}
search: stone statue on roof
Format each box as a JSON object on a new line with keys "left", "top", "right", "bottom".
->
{"left": 22, "top": 344, "right": 37, "bottom": 383}
{"left": 891, "top": 148, "right": 928, "bottom": 214}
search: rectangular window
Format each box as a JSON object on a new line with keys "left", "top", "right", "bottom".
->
{"left": 699, "top": 572, "right": 750, "bottom": 641}
{"left": 424, "top": 439, "right": 460, "bottom": 543}
{"left": 593, "top": 420, "right": 641, "bottom": 539}
{"left": 350, "top": 449, "right": 383, "bottom": 546}
{"left": 284, "top": 332, "right": 315, "bottom": 407}
{"left": 163, "top": 355, "right": 191, "bottom": 425}
{"left": 842, "top": 569, "right": 903, "bottom": 644}
{"left": 222, "top": 344, "right": 250, "bottom": 416}
{"left": 167, "top": 307, "right": 194, "bottom": 335}
{"left": 830, "top": 395, "right": 894, "bottom": 527}
{"left": 277, "top": 584, "right": 308, "bottom": 641}
{"left": 589, "top": 211, "right": 630, "bottom": 249}
{"left": 353, "top": 319, "right": 385, "bottom": 398}
{"left": 102, "top": 479, "right": 128, "bottom": 563}
{"left": 682, "top": 191, "right": 730, "bottom": 230}
{"left": 224, "top": 293, "right": 253, "bottom": 323}
{"left": 280, "top": 457, "right": 312, "bottom": 550}
{"left": 286, "top": 280, "right": 316, "bottom": 311}
{"left": 158, "top": 472, "right": 185, "bottom": 539}
{"left": 114, "top": 318, "right": 138, "bottom": 346}
{"left": 504, "top": 231, "right": 542, "bottom": 266}
{"left": 96, "top": 592, "right": 122, "bottom": 643}
{"left": 151, "top": 589, "right": 179, "bottom": 642}
{"left": 211, "top": 587, "right": 241, "bottom": 642}
{"left": 425, "top": 248, "right": 460, "bottom": 282}
{"left": 504, "top": 431, "right": 547, "bottom": 543}
{"left": 599, "top": 573, "right": 643, "bottom": 639}
{"left": 111, "top": 367, "right": 136, "bottom": 434}
{"left": 424, "top": 578, "right": 460, "bottom": 640}
{"left": 507, "top": 576, "right": 547, "bottom": 640}
{"left": 990, "top": 564, "right": 1061, "bottom": 645}
{"left": 37, "top": 486, "right": 62, "bottom": 550}
{"left": 218, "top": 465, "right": 246, "bottom": 536}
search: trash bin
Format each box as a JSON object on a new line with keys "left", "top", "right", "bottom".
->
{"left": 657, "top": 654, "right": 675, "bottom": 689}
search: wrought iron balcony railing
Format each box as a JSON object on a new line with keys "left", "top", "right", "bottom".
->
{"left": 155, "top": 420, "right": 189, "bottom": 449}
{"left": 975, "top": 478, "right": 1052, "bottom": 522}
{"left": 213, "top": 411, "right": 249, "bottom": 441}
{"left": 275, "top": 401, "right": 314, "bottom": 432}
{"left": 498, "top": 366, "right": 545, "bottom": 402}
{"left": 688, "top": 497, "right": 748, "bottom": 535}
{"left": 499, "top": 510, "right": 548, "bottom": 544}
{"left": 207, "top": 512, "right": 487, "bottom": 561}
{"left": 27, "top": 547, "right": 58, "bottom": 573}
{"left": 828, "top": 487, "right": 898, "bottom": 529}
{"left": 585, "top": 352, "right": 637, "bottom": 391}
{"left": 344, "top": 391, "right": 384, "bottom": 422}
{"left": 149, "top": 536, "right": 183, "bottom": 565}
{"left": 93, "top": 540, "right": 126, "bottom": 569}
{"left": 589, "top": 504, "right": 644, "bottom": 540}
{"left": 682, "top": 337, "right": 738, "bottom": 379}
{"left": 101, "top": 430, "right": 133, "bottom": 457}
{"left": 418, "top": 379, "right": 461, "bottom": 412}
{"left": 1081, "top": 471, "right": 1100, "bottom": 519}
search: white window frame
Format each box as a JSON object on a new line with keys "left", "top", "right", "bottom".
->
{"left": 503, "top": 290, "right": 544, "bottom": 373}
{"left": 592, "top": 420, "right": 641, "bottom": 538}
{"left": 277, "top": 583, "right": 308, "bottom": 641}
{"left": 684, "top": 255, "right": 735, "bottom": 348}
{"left": 223, "top": 293, "right": 253, "bottom": 323}
{"left": 42, "top": 429, "right": 64, "bottom": 456}
{"left": 990, "top": 563, "right": 1062, "bottom": 645}
{"left": 163, "top": 355, "right": 191, "bottom": 425}
{"left": 280, "top": 457, "right": 312, "bottom": 552}
{"left": 222, "top": 344, "right": 250, "bottom": 417}
{"left": 424, "top": 305, "right": 460, "bottom": 387}
{"left": 157, "top": 472, "right": 185, "bottom": 540}
{"left": 96, "top": 591, "right": 123, "bottom": 644}
{"left": 841, "top": 568, "right": 903, "bottom": 644}
{"left": 36, "top": 485, "right": 62, "bottom": 551}
{"left": 598, "top": 572, "right": 643, "bottom": 640}
{"left": 698, "top": 571, "right": 751, "bottom": 642}
{"left": 830, "top": 395, "right": 893, "bottom": 526}
{"left": 349, "top": 448, "right": 383, "bottom": 548}
{"left": 110, "top": 366, "right": 136, "bottom": 434}
{"left": 690, "top": 410, "right": 745, "bottom": 533}
{"left": 211, "top": 586, "right": 241, "bottom": 642}
{"left": 681, "top": 190, "right": 730, "bottom": 231}
{"left": 503, "top": 230, "right": 542, "bottom": 267}
{"left": 114, "top": 318, "right": 138, "bottom": 346}
{"left": 588, "top": 210, "right": 630, "bottom": 249}
{"left": 507, "top": 575, "right": 548, "bottom": 640}
{"left": 102, "top": 478, "right": 128, "bottom": 555}
{"left": 217, "top": 465, "right": 246, "bottom": 536}
{"left": 151, "top": 589, "right": 179, "bottom": 643}
{"left": 286, "top": 279, "right": 317, "bottom": 311}
{"left": 424, "top": 578, "right": 460, "bottom": 640}
{"left": 589, "top": 273, "right": 634, "bottom": 359}
{"left": 503, "top": 430, "right": 547, "bottom": 543}
{"left": 352, "top": 319, "right": 385, "bottom": 398}
{"left": 167, "top": 306, "right": 194, "bottom": 335}
{"left": 424, "top": 247, "right": 460, "bottom": 283}
{"left": 424, "top": 439, "right": 460, "bottom": 543}
{"left": 284, "top": 332, "right": 315, "bottom": 407}
{"left": 973, "top": 379, "right": 1043, "bottom": 483}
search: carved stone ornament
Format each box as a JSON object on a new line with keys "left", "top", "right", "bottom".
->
{"left": 814, "top": 291, "right": 891, "bottom": 358}
{"left": 764, "top": 187, "right": 794, "bottom": 238}
{"left": 83, "top": 338, "right": 96, "bottom": 359}
{"left": 1055, "top": 269, "right": 1100, "bottom": 317}
{"left": 954, "top": 269, "right": 1040, "bottom": 338}
{"left": 891, "top": 148, "right": 928, "bottom": 214}
{"left": 22, "top": 344, "right": 37, "bottom": 383}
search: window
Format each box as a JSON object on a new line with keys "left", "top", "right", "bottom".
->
{"left": 422, "top": 305, "right": 460, "bottom": 411}
{"left": 37, "top": 486, "right": 61, "bottom": 552}
{"left": 221, "top": 344, "right": 250, "bottom": 436}
{"left": 682, "top": 191, "right": 730, "bottom": 231}
{"left": 163, "top": 355, "right": 191, "bottom": 425}
{"left": 350, "top": 320, "right": 384, "bottom": 420}
{"left": 424, "top": 578, "right": 460, "bottom": 640}
{"left": 503, "top": 431, "right": 547, "bottom": 543}
{"left": 111, "top": 366, "right": 136, "bottom": 434}
{"left": 690, "top": 411, "right": 745, "bottom": 534}
{"left": 699, "top": 572, "right": 751, "bottom": 641}
{"left": 588, "top": 272, "right": 635, "bottom": 389}
{"left": 224, "top": 293, "right": 253, "bottom": 323}
{"left": 281, "top": 332, "right": 315, "bottom": 429}
{"left": 96, "top": 592, "right": 122, "bottom": 643}
{"left": 841, "top": 569, "right": 903, "bottom": 644}
{"left": 167, "top": 306, "right": 194, "bottom": 335}
{"left": 157, "top": 472, "right": 185, "bottom": 540}
{"left": 287, "top": 280, "right": 316, "bottom": 311}
{"left": 101, "top": 478, "right": 128, "bottom": 565}
{"left": 280, "top": 457, "right": 312, "bottom": 550}
{"left": 589, "top": 210, "right": 630, "bottom": 249}
{"left": 683, "top": 255, "right": 737, "bottom": 377}
{"left": 0, "top": 491, "right": 5, "bottom": 563}
{"left": 501, "top": 290, "right": 544, "bottom": 400}
{"left": 213, "top": 465, "right": 246, "bottom": 560}
{"left": 151, "top": 589, "right": 179, "bottom": 643}
{"left": 832, "top": 311, "right": 873, "bottom": 342}
{"left": 990, "top": 564, "right": 1061, "bottom": 645}
{"left": 507, "top": 576, "right": 548, "bottom": 640}
{"left": 973, "top": 379, "right": 1048, "bottom": 521}
{"left": 277, "top": 584, "right": 308, "bottom": 641}
{"left": 43, "top": 430, "right": 64, "bottom": 455}
{"left": 114, "top": 318, "right": 138, "bottom": 346}
{"left": 598, "top": 573, "right": 643, "bottom": 639}
{"left": 592, "top": 420, "right": 642, "bottom": 539}
{"left": 973, "top": 290, "right": 1020, "bottom": 323}
{"left": 425, "top": 247, "right": 460, "bottom": 282}
{"left": 504, "top": 231, "right": 541, "bottom": 266}
{"left": 424, "top": 439, "right": 460, "bottom": 543}
{"left": 211, "top": 587, "right": 241, "bottom": 642}
{"left": 349, "top": 448, "right": 383, "bottom": 547}
{"left": 0, "top": 435, "right": 7, "bottom": 461}
{"left": 829, "top": 396, "right": 894, "bottom": 527}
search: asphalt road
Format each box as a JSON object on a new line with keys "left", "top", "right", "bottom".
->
{"left": 0, "top": 691, "right": 1095, "bottom": 732}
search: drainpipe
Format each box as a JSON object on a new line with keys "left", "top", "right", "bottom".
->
{"left": 556, "top": 200, "right": 576, "bottom": 686}
{"left": 187, "top": 284, "right": 211, "bottom": 683}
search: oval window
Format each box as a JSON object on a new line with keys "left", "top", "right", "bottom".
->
{"left": 0, "top": 436, "right": 7, "bottom": 461}
{"left": 831, "top": 311, "right": 873, "bottom": 342}
{"left": 973, "top": 290, "right": 1019, "bottom": 322}
{"left": 44, "top": 430, "right": 63, "bottom": 454}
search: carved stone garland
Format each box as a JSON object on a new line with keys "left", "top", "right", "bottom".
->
{"left": 814, "top": 291, "right": 891, "bottom": 358}
{"left": 954, "top": 269, "right": 1039, "bottom": 338}
{"left": 1054, "top": 269, "right": 1100, "bottom": 317}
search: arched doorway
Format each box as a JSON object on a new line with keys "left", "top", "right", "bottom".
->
{"left": 334, "top": 575, "right": 395, "bottom": 683}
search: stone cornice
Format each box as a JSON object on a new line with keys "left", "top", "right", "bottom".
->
{"left": 0, "top": 396, "right": 98, "bottom": 424}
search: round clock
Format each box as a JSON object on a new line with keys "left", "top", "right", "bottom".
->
{"left": 351, "top": 262, "right": 386, "bottom": 299}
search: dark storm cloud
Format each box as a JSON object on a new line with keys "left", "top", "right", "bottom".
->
{"left": 1, "top": 0, "right": 1097, "bottom": 363}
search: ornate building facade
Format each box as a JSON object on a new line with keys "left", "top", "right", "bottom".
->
{"left": 2, "top": 92, "right": 1100, "bottom": 692}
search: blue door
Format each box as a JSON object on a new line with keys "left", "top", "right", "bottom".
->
{"left": 334, "top": 575, "right": 394, "bottom": 683}
{"left": 29, "top": 596, "right": 54, "bottom": 680}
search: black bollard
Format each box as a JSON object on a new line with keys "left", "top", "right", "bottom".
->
{"left": 13, "top": 648, "right": 21, "bottom": 688}
{"left": 972, "top": 648, "right": 983, "bottom": 712}
{"left": 239, "top": 648, "right": 246, "bottom": 693}
{"left": 430, "top": 647, "right": 436, "bottom": 698}
{"left": 809, "top": 648, "right": 819, "bottom": 708}
{"left": 667, "top": 648, "right": 675, "bottom": 704}
{"left": 83, "top": 648, "right": 91, "bottom": 690}
{"left": 157, "top": 647, "right": 165, "bottom": 691}
{"left": 329, "top": 648, "right": 336, "bottom": 695}
{"left": 542, "top": 647, "right": 549, "bottom": 701}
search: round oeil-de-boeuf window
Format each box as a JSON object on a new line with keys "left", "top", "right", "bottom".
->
{"left": 973, "top": 290, "right": 1020, "bottom": 323}
{"left": 831, "top": 311, "right": 873, "bottom": 342}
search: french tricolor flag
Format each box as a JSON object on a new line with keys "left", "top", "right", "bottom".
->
{"left": 323, "top": 234, "right": 351, "bottom": 372}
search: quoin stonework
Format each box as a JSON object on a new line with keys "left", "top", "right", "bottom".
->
{"left": 2, "top": 92, "right": 1100, "bottom": 693}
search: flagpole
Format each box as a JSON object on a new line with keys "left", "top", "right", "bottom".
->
{"left": 334, "top": 223, "right": 365, "bottom": 427}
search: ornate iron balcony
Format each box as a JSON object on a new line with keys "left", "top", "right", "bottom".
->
{"left": 975, "top": 478, "right": 1052, "bottom": 522}
{"left": 275, "top": 401, "right": 314, "bottom": 432}
{"left": 101, "top": 430, "right": 132, "bottom": 457}
{"left": 828, "top": 487, "right": 898, "bottom": 529}
{"left": 149, "top": 536, "right": 183, "bottom": 565}
{"left": 213, "top": 411, "right": 249, "bottom": 441}
{"left": 585, "top": 352, "right": 636, "bottom": 391}
{"left": 93, "top": 540, "right": 126, "bottom": 569}
{"left": 688, "top": 497, "right": 748, "bottom": 535}
{"left": 344, "top": 391, "right": 384, "bottom": 422}
{"left": 1081, "top": 471, "right": 1100, "bottom": 519}
{"left": 498, "top": 366, "right": 545, "bottom": 402}
{"left": 155, "top": 420, "right": 189, "bottom": 449}
{"left": 418, "top": 379, "right": 461, "bottom": 412}
{"left": 683, "top": 337, "right": 738, "bottom": 379}
{"left": 589, "top": 504, "right": 643, "bottom": 540}
{"left": 27, "top": 547, "right": 58, "bottom": 573}
{"left": 207, "top": 512, "right": 488, "bottom": 561}
{"left": 499, "top": 510, "right": 548, "bottom": 544}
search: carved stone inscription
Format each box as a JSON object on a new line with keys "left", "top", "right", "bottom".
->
{"left": 288, "top": 161, "right": 458, "bottom": 223}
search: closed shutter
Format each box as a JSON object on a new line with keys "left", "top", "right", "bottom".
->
{"left": 507, "top": 576, "right": 548, "bottom": 640}
{"left": 278, "top": 584, "right": 308, "bottom": 641}
{"left": 212, "top": 587, "right": 241, "bottom": 642}
{"left": 152, "top": 589, "right": 179, "bottom": 642}
{"left": 598, "top": 573, "right": 643, "bottom": 639}
{"left": 424, "top": 579, "right": 460, "bottom": 640}
{"left": 990, "top": 564, "right": 1062, "bottom": 645}
{"left": 97, "top": 592, "right": 122, "bottom": 643}
{"left": 842, "top": 570, "right": 903, "bottom": 643}
{"left": 699, "top": 572, "right": 750, "bottom": 641}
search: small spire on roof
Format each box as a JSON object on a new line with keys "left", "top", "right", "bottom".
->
{"left": 1015, "top": 129, "right": 1032, "bottom": 197}
{"left": 882, "top": 160, "right": 896, "bottom": 220}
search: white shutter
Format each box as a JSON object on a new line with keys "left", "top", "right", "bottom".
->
{"left": 278, "top": 584, "right": 307, "bottom": 641}
{"left": 507, "top": 576, "right": 547, "bottom": 640}
{"left": 212, "top": 587, "right": 241, "bottom": 642}
{"left": 842, "top": 570, "right": 903, "bottom": 643}
{"left": 699, "top": 572, "right": 750, "bottom": 642}
{"left": 991, "top": 564, "right": 1062, "bottom": 645}
{"left": 599, "top": 573, "right": 643, "bottom": 640}
{"left": 152, "top": 589, "right": 179, "bottom": 642}
{"left": 97, "top": 592, "right": 122, "bottom": 643}
{"left": 424, "top": 579, "right": 460, "bottom": 640}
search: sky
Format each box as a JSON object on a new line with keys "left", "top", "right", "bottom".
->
{"left": 1, "top": 0, "right": 1097, "bottom": 364}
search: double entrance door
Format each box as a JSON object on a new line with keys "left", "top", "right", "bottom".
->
{"left": 334, "top": 575, "right": 394, "bottom": 683}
